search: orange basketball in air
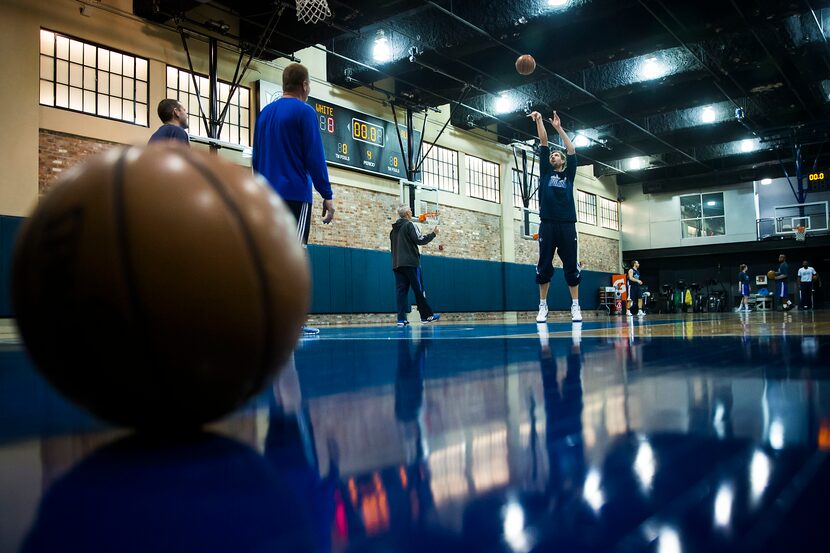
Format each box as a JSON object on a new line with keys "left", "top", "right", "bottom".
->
{"left": 516, "top": 54, "right": 536, "bottom": 76}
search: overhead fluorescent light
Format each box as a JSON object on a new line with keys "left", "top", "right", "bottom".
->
{"left": 740, "top": 139, "right": 756, "bottom": 153}
{"left": 761, "top": 178, "right": 772, "bottom": 185}
{"left": 700, "top": 105, "right": 716, "bottom": 123}
{"left": 372, "top": 30, "right": 391, "bottom": 63}
{"left": 574, "top": 134, "right": 590, "bottom": 147}
{"left": 640, "top": 57, "right": 666, "bottom": 80}
{"left": 626, "top": 157, "right": 643, "bottom": 170}
{"left": 495, "top": 93, "right": 512, "bottom": 114}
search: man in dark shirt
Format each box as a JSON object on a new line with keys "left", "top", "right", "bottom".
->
{"left": 529, "top": 110, "right": 582, "bottom": 323}
{"left": 737, "top": 263, "right": 751, "bottom": 312}
{"left": 148, "top": 99, "right": 190, "bottom": 145}
{"left": 390, "top": 205, "right": 441, "bottom": 326}
{"left": 774, "top": 253, "right": 793, "bottom": 311}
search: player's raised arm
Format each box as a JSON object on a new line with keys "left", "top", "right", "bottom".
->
{"left": 549, "top": 111, "right": 575, "bottom": 155}
{"left": 529, "top": 111, "right": 548, "bottom": 147}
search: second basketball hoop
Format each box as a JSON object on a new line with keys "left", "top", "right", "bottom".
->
{"left": 296, "top": 0, "right": 332, "bottom": 24}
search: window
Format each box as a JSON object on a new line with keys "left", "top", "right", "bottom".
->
{"left": 39, "top": 29, "right": 149, "bottom": 126}
{"left": 467, "top": 155, "right": 500, "bottom": 203}
{"left": 680, "top": 192, "right": 725, "bottom": 237}
{"left": 512, "top": 168, "right": 540, "bottom": 211}
{"left": 166, "top": 66, "right": 250, "bottom": 146}
{"left": 577, "top": 190, "right": 597, "bottom": 225}
{"left": 599, "top": 197, "right": 619, "bottom": 230}
{"left": 422, "top": 143, "right": 459, "bottom": 193}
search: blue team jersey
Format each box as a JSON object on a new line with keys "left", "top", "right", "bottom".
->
{"left": 538, "top": 146, "right": 577, "bottom": 223}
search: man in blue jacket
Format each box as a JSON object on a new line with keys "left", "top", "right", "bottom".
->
{"left": 148, "top": 99, "right": 190, "bottom": 145}
{"left": 253, "top": 63, "right": 335, "bottom": 335}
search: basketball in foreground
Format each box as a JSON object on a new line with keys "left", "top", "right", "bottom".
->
{"left": 516, "top": 54, "right": 536, "bottom": 75}
{"left": 11, "top": 144, "right": 310, "bottom": 428}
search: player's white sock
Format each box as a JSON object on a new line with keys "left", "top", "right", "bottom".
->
{"left": 572, "top": 299, "right": 579, "bottom": 307}
{"left": 540, "top": 299, "right": 547, "bottom": 307}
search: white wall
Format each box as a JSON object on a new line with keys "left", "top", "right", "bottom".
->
{"left": 621, "top": 181, "right": 757, "bottom": 251}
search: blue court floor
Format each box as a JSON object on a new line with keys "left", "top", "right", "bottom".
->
{"left": 1, "top": 312, "right": 830, "bottom": 552}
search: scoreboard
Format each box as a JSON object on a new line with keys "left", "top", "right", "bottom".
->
{"left": 807, "top": 171, "right": 830, "bottom": 192}
{"left": 308, "top": 97, "right": 420, "bottom": 180}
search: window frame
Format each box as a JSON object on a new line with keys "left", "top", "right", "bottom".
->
{"left": 39, "top": 28, "right": 150, "bottom": 126}
{"left": 165, "top": 65, "right": 251, "bottom": 147}
{"left": 466, "top": 154, "right": 501, "bottom": 203}
{"left": 421, "top": 143, "right": 460, "bottom": 194}
{"left": 599, "top": 196, "right": 619, "bottom": 230}
{"left": 577, "top": 190, "right": 598, "bottom": 226}
{"left": 679, "top": 192, "right": 726, "bottom": 238}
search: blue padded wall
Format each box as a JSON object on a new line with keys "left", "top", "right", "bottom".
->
{"left": 307, "top": 244, "right": 611, "bottom": 314}
{"left": 0, "top": 216, "right": 24, "bottom": 317}
{"left": 0, "top": 222, "right": 612, "bottom": 318}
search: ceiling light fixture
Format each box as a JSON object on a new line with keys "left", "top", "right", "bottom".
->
{"left": 574, "top": 134, "right": 590, "bottom": 148}
{"left": 372, "top": 30, "right": 391, "bottom": 63}
{"left": 548, "top": 0, "right": 568, "bottom": 6}
{"left": 626, "top": 157, "right": 643, "bottom": 170}
{"left": 640, "top": 57, "right": 665, "bottom": 80}
{"left": 495, "top": 93, "right": 512, "bottom": 114}
{"left": 740, "top": 139, "right": 756, "bottom": 153}
{"left": 700, "top": 106, "right": 716, "bottom": 123}
{"left": 761, "top": 178, "right": 772, "bottom": 185}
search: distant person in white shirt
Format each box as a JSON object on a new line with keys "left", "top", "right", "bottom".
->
{"left": 797, "top": 260, "right": 818, "bottom": 310}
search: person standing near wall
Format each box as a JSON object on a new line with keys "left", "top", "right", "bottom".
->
{"left": 529, "top": 110, "right": 582, "bottom": 324}
{"left": 736, "top": 264, "right": 752, "bottom": 312}
{"left": 390, "top": 205, "right": 441, "bottom": 326}
{"left": 773, "top": 254, "right": 794, "bottom": 311}
{"left": 627, "top": 260, "right": 645, "bottom": 318}
{"left": 798, "top": 260, "right": 817, "bottom": 310}
{"left": 253, "top": 63, "right": 335, "bottom": 336}
{"left": 148, "top": 99, "right": 190, "bottom": 145}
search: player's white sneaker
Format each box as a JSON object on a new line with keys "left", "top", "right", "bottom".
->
{"left": 571, "top": 304, "right": 583, "bottom": 323}
{"left": 536, "top": 304, "right": 549, "bottom": 323}
{"left": 638, "top": 311, "right": 645, "bottom": 318}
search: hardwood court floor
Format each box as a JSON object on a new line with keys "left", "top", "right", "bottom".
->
{"left": 1, "top": 311, "right": 829, "bottom": 552}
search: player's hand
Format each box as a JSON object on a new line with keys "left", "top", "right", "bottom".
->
{"left": 321, "top": 199, "right": 335, "bottom": 224}
{"left": 433, "top": 226, "right": 440, "bottom": 236}
{"left": 549, "top": 111, "right": 561, "bottom": 129}
{"left": 528, "top": 111, "right": 542, "bottom": 123}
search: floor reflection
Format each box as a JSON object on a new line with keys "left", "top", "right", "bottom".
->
{"left": 1, "top": 320, "right": 829, "bottom": 552}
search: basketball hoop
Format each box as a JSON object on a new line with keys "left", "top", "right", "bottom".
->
{"left": 296, "top": 0, "right": 331, "bottom": 24}
{"left": 418, "top": 211, "right": 440, "bottom": 225}
{"left": 795, "top": 225, "right": 807, "bottom": 242}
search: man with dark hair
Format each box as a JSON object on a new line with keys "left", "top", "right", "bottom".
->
{"left": 148, "top": 99, "right": 189, "bottom": 145}
{"left": 253, "top": 63, "right": 334, "bottom": 335}
{"left": 627, "top": 260, "right": 645, "bottom": 318}
{"left": 390, "top": 204, "right": 440, "bottom": 326}
{"left": 773, "top": 253, "right": 794, "bottom": 311}
{"left": 529, "top": 110, "right": 582, "bottom": 323}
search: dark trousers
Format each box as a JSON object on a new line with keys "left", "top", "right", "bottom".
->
{"left": 535, "top": 221, "right": 581, "bottom": 286}
{"left": 394, "top": 267, "right": 434, "bottom": 321}
{"left": 800, "top": 282, "right": 813, "bottom": 309}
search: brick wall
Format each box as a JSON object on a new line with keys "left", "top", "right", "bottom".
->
{"left": 36, "top": 129, "right": 618, "bottom": 271}
{"left": 310, "top": 185, "right": 503, "bottom": 261}
{"left": 514, "top": 223, "right": 620, "bottom": 273}
{"left": 39, "top": 130, "right": 120, "bottom": 195}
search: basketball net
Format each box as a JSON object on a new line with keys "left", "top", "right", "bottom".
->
{"left": 795, "top": 225, "right": 806, "bottom": 242}
{"left": 296, "top": 0, "right": 331, "bottom": 24}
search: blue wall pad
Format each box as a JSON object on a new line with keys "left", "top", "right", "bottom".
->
{"left": 0, "top": 219, "right": 612, "bottom": 317}
{"left": 0, "top": 216, "right": 24, "bottom": 317}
